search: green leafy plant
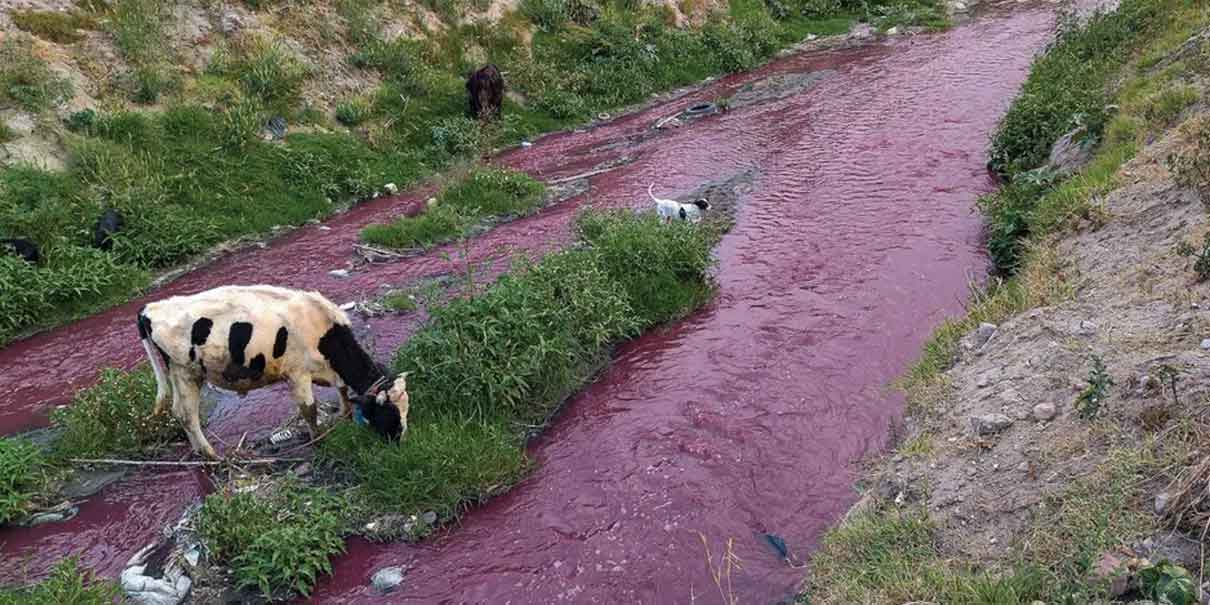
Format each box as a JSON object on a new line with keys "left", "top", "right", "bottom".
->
{"left": 1074, "top": 355, "right": 1113, "bottom": 419}
{"left": 0, "top": 437, "right": 43, "bottom": 526}
{"left": 0, "top": 557, "right": 124, "bottom": 605}
{"left": 1137, "top": 560, "right": 1196, "bottom": 605}
{"left": 197, "top": 482, "right": 349, "bottom": 599}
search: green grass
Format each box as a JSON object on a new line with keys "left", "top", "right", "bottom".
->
{"left": 803, "top": 507, "right": 1049, "bottom": 604}
{"left": 0, "top": 437, "right": 43, "bottom": 526}
{"left": 362, "top": 168, "right": 545, "bottom": 249}
{"left": 197, "top": 481, "right": 352, "bottom": 599}
{"left": 109, "top": 0, "right": 167, "bottom": 65}
{"left": 10, "top": 9, "right": 97, "bottom": 44}
{"left": 321, "top": 209, "right": 719, "bottom": 521}
{"left": 0, "top": 34, "right": 74, "bottom": 113}
{"left": 207, "top": 36, "right": 311, "bottom": 114}
{"left": 0, "top": 558, "right": 124, "bottom": 605}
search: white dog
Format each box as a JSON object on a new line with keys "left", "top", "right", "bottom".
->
{"left": 648, "top": 183, "right": 710, "bottom": 224}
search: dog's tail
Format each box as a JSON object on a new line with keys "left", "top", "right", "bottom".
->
{"left": 647, "top": 183, "right": 659, "bottom": 204}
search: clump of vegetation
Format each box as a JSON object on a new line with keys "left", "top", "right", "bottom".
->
{"left": 50, "top": 367, "right": 181, "bottom": 459}
{"left": 10, "top": 9, "right": 97, "bottom": 44}
{"left": 0, "top": 34, "right": 74, "bottom": 112}
{"left": 207, "top": 36, "right": 311, "bottom": 113}
{"left": 0, "top": 437, "right": 43, "bottom": 526}
{"left": 323, "top": 209, "right": 720, "bottom": 523}
{"left": 196, "top": 481, "right": 351, "bottom": 599}
{"left": 0, "top": 122, "right": 16, "bottom": 144}
{"left": 1168, "top": 118, "right": 1210, "bottom": 204}
{"left": 1137, "top": 560, "right": 1197, "bottom": 605}
{"left": 335, "top": 97, "right": 372, "bottom": 126}
{"left": 0, "top": 557, "right": 123, "bottom": 605}
{"left": 109, "top": 0, "right": 168, "bottom": 64}
{"left": 362, "top": 168, "right": 545, "bottom": 250}
{"left": 1175, "top": 232, "right": 1210, "bottom": 281}
{"left": 1074, "top": 355, "right": 1113, "bottom": 419}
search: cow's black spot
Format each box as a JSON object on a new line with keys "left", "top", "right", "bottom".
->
{"left": 249, "top": 353, "right": 265, "bottom": 375}
{"left": 679, "top": 207, "right": 687, "bottom": 221}
{"left": 273, "top": 327, "right": 288, "bottom": 358}
{"left": 189, "top": 347, "right": 195, "bottom": 361}
{"left": 318, "top": 323, "right": 384, "bottom": 394}
{"left": 191, "top": 317, "right": 213, "bottom": 347}
{"left": 228, "top": 321, "right": 253, "bottom": 366}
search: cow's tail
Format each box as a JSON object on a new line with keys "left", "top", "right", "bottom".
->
{"left": 138, "top": 309, "right": 171, "bottom": 408}
{"left": 647, "top": 183, "right": 658, "bottom": 204}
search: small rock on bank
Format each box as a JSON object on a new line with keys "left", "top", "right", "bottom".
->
{"left": 1032, "top": 402, "right": 1057, "bottom": 421}
{"left": 371, "top": 566, "right": 405, "bottom": 593}
{"left": 971, "top": 413, "right": 1013, "bottom": 436}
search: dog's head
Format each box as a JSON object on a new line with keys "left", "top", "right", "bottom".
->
{"left": 692, "top": 198, "right": 710, "bottom": 210}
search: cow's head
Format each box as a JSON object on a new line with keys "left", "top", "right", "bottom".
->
{"left": 353, "top": 371, "right": 410, "bottom": 441}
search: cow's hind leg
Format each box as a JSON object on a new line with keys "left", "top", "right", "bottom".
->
{"left": 169, "top": 367, "right": 217, "bottom": 459}
{"left": 289, "top": 375, "right": 321, "bottom": 438}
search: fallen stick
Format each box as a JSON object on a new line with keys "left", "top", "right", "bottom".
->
{"left": 69, "top": 457, "right": 305, "bottom": 467}
{"left": 547, "top": 165, "right": 622, "bottom": 185}
{"left": 278, "top": 423, "right": 341, "bottom": 455}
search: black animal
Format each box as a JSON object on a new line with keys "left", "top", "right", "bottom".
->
{"left": 1, "top": 238, "right": 40, "bottom": 264}
{"left": 466, "top": 64, "right": 504, "bottom": 122}
{"left": 93, "top": 209, "right": 125, "bottom": 251}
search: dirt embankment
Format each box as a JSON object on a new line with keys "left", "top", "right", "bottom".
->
{"left": 808, "top": 13, "right": 1210, "bottom": 605}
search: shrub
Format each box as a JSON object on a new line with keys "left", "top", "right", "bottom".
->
{"left": 130, "top": 65, "right": 174, "bottom": 104}
{"left": 0, "top": 437, "right": 42, "bottom": 526}
{"left": 10, "top": 10, "right": 96, "bottom": 44}
{"left": 1176, "top": 232, "right": 1210, "bottom": 282}
{"left": 0, "top": 34, "right": 74, "bottom": 112}
{"left": 361, "top": 202, "right": 468, "bottom": 249}
{"left": 51, "top": 367, "right": 181, "bottom": 459}
{"left": 1074, "top": 355, "right": 1113, "bottom": 419}
{"left": 429, "top": 117, "right": 484, "bottom": 156}
{"left": 0, "top": 557, "right": 123, "bottom": 605}
{"left": 520, "top": 0, "right": 570, "bottom": 31}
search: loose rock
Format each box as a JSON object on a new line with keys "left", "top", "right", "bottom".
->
{"left": 1032, "top": 402, "right": 1057, "bottom": 422}
{"left": 1201, "top": 338, "right": 1210, "bottom": 350}
{"left": 960, "top": 322, "right": 997, "bottom": 355}
{"left": 329, "top": 269, "right": 350, "bottom": 279}
{"left": 384, "top": 183, "right": 398, "bottom": 195}
{"left": 1154, "top": 492, "right": 1170, "bottom": 515}
{"left": 1047, "top": 126, "right": 1094, "bottom": 175}
{"left": 970, "top": 413, "right": 1013, "bottom": 436}
{"left": 371, "top": 566, "right": 405, "bottom": 593}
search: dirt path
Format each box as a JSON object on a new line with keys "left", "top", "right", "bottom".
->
{"left": 1, "top": 3, "right": 1062, "bottom": 602}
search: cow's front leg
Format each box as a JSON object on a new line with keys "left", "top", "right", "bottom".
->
{"left": 337, "top": 386, "right": 352, "bottom": 419}
{"left": 289, "top": 375, "right": 321, "bottom": 439}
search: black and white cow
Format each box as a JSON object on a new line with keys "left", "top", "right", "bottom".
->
{"left": 93, "top": 209, "right": 125, "bottom": 252}
{"left": 1, "top": 238, "right": 40, "bottom": 264}
{"left": 137, "top": 285, "right": 409, "bottom": 459}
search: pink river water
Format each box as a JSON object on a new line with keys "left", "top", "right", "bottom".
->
{"left": 1, "top": 3, "right": 1063, "bottom": 602}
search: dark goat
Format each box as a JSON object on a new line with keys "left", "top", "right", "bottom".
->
{"left": 466, "top": 64, "right": 504, "bottom": 121}
{"left": 93, "top": 209, "right": 125, "bottom": 251}
{"left": 1, "top": 238, "right": 40, "bottom": 264}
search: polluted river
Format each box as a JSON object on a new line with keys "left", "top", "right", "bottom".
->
{"left": 2, "top": 2, "right": 1068, "bottom": 602}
